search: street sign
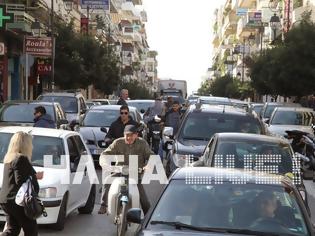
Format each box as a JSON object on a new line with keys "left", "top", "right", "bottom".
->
{"left": 80, "top": 0, "right": 109, "bottom": 10}
{"left": 0, "top": 43, "right": 5, "bottom": 55}
{"left": 0, "top": 5, "right": 14, "bottom": 29}
{"left": 24, "top": 36, "right": 53, "bottom": 57}
{"left": 247, "top": 11, "right": 262, "bottom": 28}
{"left": 236, "top": 8, "right": 248, "bottom": 16}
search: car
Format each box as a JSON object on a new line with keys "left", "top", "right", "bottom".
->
{"left": 89, "top": 99, "right": 110, "bottom": 105}
{"left": 127, "top": 100, "right": 155, "bottom": 118}
{"left": 37, "top": 90, "right": 87, "bottom": 123}
{"left": 260, "top": 102, "right": 302, "bottom": 123}
{"left": 197, "top": 96, "right": 233, "bottom": 106}
{"left": 0, "top": 101, "right": 69, "bottom": 129}
{"left": 128, "top": 167, "right": 314, "bottom": 236}
{"left": 161, "top": 96, "right": 186, "bottom": 106}
{"left": 108, "top": 99, "right": 118, "bottom": 105}
{"left": 250, "top": 103, "right": 264, "bottom": 116}
{"left": 266, "top": 107, "right": 315, "bottom": 137}
{"left": 196, "top": 133, "right": 309, "bottom": 204}
{"left": 86, "top": 100, "right": 102, "bottom": 109}
{"left": 164, "top": 104, "right": 267, "bottom": 175}
{"left": 0, "top": 127, "right": 96, "bottom": 230}
{"left": 77, "top": 105, "right": 142, "bottom": 164}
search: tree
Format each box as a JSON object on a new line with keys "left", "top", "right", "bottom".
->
{"left": 209, "top": 75, "right": 241, "bottom": 98}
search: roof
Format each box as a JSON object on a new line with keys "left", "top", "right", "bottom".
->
{"left": 189, "top": 104, "right": 251, "bottom": 116}
{"left": 274, "top": 107, "right": 314, "bottom": 112}
{"left": 0, "top": 126, "right": 78, "bottom": 138}
{"left": 127, "top": 100, "right": 155, "bottom": 103}
{"left": 89, "top": 105, "right": 137, "bottom": 111}
{"left": 3, "top": 100, "right": 57, "bottom": 106}
{"left": 172, "top": 167, "right": 294, "bottom": 187}
{"left": 216, "top": 132, "right": 290, "bottom": 144}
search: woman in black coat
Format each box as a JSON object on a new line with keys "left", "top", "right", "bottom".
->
{"left": 0, "top": 131, "right": 43, "bottom": 236}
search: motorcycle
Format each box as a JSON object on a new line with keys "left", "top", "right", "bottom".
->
{"left": 106, "top": 165, "right": 142, "bottom": 236}
{"left": 148, "top": 115, "right": 162, "bottom": 154}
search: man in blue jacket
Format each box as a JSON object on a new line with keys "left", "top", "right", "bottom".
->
{"left": 33, "top": 106, "right": 56, "bottom": 128}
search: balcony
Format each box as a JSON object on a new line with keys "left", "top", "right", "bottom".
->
{"left": 212, "top": 33, "right": 220, "bottom": 47}
{"left": 6, "top": 4, "right": 35, "bottom": 33}
{"left": 238, "top": 0, "right": 256, "bottom": 9}
{"left": 133, "top": 31, "right": 142, "bottom": 42}
{"left": 222, "top": 11, "right": 238, "bottom": 37}
{"left": 236, "top": 13, "right": 259, "bottom": 39}
{"left": 122, "top": 26, "right": 134, "bottom": 39}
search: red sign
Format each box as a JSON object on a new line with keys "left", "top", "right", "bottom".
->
{"left": 37, "top": 64, "right": 52, "bottom": 75}
{"left": 81, "top": 17, "right": 89, "bottom": 35}
{"left": 24, "top": 36, "right": 53, "bottom": 57}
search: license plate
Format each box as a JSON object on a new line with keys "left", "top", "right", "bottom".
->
{"left": 93, "top": 149, "right": 104, "bottom": 155}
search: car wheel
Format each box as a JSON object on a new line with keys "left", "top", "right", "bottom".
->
{"left": 51, "top": 193, "right": 68, "bottom": 231}
{"left": 78, "top": 184, "right": 96, "bottom": 214}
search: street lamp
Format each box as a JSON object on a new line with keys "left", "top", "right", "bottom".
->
{"left": 31, "top": 19, "right": 41, "bottom": 37}
{"left": 63, "top": 0, "right": 74, "bottom": 14}
{"left": 270, "top": 13, "right": 281, "bottom": 41}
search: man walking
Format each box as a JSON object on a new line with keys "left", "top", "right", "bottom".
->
{"left": 117, "top": 89, "right": 129, "bottom": 106}
{"left": 33, "top": 106, "right": 56, "bottom": 128}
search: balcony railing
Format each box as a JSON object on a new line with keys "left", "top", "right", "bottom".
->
{"left": 6, "top": 4, "right": 35, "bottom": 33}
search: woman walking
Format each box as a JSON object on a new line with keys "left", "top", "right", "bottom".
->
{"left": 0, "top": 131, "right": 43, "bottom": 236}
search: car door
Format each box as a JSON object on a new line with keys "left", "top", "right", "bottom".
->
{"left": 67, "top": 135, "right": 86, "bottom": 211}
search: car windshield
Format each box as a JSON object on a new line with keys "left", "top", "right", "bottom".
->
{"left": 149, "top": 180, "right": 309, "bottom": 236}
{"left": 0, "top": 104, "right": 55, "bottom": 123}
{"left": 179, "top": 113, "right": 263, "bottom": 141}
{"left": 127, "top": 101, "right": 154, "bottom": 113}
{"left": 271, "top": 110, "right": 314, "bottom": 126}
{"left": 253, "top": 105, "right": 263, "bottom": 115}
{"left": 38, "top": 96, "right": 78, "bottom": 113}
{"left": 0, "top": 133, "right": 65, "bottom": 167}
{"left": 265, "top": 105, "right": 281, "bottom": 119}
{"left": 214, "top": 140, "right": 293, "bottom": 174}
{"left": 82, "top": 109, "right": 136, "bottom": 127}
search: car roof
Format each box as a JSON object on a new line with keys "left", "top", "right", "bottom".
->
{"left": 172, "top": 167, "right": 294, "bottom": 187}
{"left": 0, "top": 126, "right": 78, "bottom": 138}
{"left": 89, "top": 105, "right": 137, "bottom": 111}
{"left": 216, "top": 132, "right": 290, "bottom": 144}
{"left": 39, "top": 92, "right": 81, "bottom": 97}
{"left": 189, "top": 104, "right": 255, "bottom": 117}
{"left": 3, "top": 100, "right": 57, "bottom": 106}
{"left": 198, "top": 96, "right": 231, "bottom": 101}
{"left": 127, "top": 100, "right": 154, "bottom": 103}
{"left": 265, "top": 102, "right": 301, "bottom": 107}
{"left": 274, "top": 107, "right": 314, "bottom": 112}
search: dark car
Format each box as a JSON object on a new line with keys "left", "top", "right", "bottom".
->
{"left": 128, "top": 167, "right": 314, "bottom": 236}
{"left": 260, "top": 102, "right": 302, "bottom": 122}
{"left": 37, "top": 90, "right": 87, "bottom": 123}
{"left": 196, "top": 133, "right": 309, "bottom": 205}
{"left": 165, "top": 104, "right": 266, "bottom": 175}
{"left": 77, "top": 105, "right": 142, "bottom": 163}
{"left": 0, "top": 101, "right": 68, "bottom": 129}
{"left": 197, "top": 96, "right": 233, "bottom": 106}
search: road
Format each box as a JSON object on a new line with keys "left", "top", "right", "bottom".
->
{"left": 1, "top": 171, "right": 315, "bottom": 235}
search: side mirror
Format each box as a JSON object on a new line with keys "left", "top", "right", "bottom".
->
{"left": 100, "top": 127, "right": 107, "bottom": 133}
{"left": 81, "top": 108, "right": 87, "bottom": 114}
{"left": 163, "top": 127, "right": 173, "bottom": 137}
{"left": 263, "top": 118, "right": 270, "bottom": 124}
{"left": 126, "top": 208, "right": 142, "bottom": 224}
{"left": 140, "top": 109, "right": 145, "bottom": 114}
{"left": 60, "top": 119, "right": 68, "bottom": 125}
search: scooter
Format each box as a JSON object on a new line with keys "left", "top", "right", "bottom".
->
{"left": 106, "top": 165, "right": 141, "bottom": 236}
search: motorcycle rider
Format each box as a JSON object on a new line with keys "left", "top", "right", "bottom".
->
{"left": 104, "top": 105, "right": 138, "bottom": 146}
{"left": 99, "top": 124, "right": 153, "bottom": 215}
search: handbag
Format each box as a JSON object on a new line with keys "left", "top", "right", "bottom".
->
{"left": 22, "top": 177, "right": 47, "bottom": 220}
{"left": 15, "top": 178, "right": 30, "bottom": 206}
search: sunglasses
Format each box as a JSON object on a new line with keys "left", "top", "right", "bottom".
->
{"left": 120, "top": 112, "right": 128, "bottom": 115}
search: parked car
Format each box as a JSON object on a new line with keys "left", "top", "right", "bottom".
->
{"left": 77, "top": 105, "right": 142, "bottom": 164}
{"left": 0, "top": 101, "right": 69, "bottom": 129}
{"left": 128, "top": 167, "right": 314, "bottom": 236}
{"left": 127, "top": 100, "right": 155, "bottom": 118}
{"left": 260, "top": 102, "right": 302, "bottom": 123}
{"left": 195, "top": 132, "right": 309, "bottom": 205}
{"left": 0, "top": 127, "right": 96, "bottom": 230}
{"left": 164, "top": 104, "right": 266, "bottom": 175}
{"left": 37, "top": 90, "right": 87, "bottom": 123}
{"left": 266, "top": 107, "right": 315, "bottom": 137}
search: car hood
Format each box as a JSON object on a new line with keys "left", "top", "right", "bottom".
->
{"left": 79, "top": 126, "right": 108, "bottom": 146}
{"left": 268, "top": 125, "right": 313, "bottom": 137}
{"left": 140, "top": 229, "right": 245, "bottom": 236}
{"left": 0, "top": 121, "right": 34, "bottom": 127}
{"left": 0, "top": 164, "right": 68, "bottom": 190}
{"left": 176, "top": 140, "right": 206, "bottom": 156}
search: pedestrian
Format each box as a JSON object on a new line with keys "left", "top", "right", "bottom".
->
{"left": 104, "top": 105, "right": 139, "bottom": 145}
{"left": 163, "top": 96, "right": 173, "bottom": 115}
{"left": 117, "top": 89, "right": 129, "bottom": 106}
{"left": 33, "top": 106, "right": 56, "bottom": 128}
{"left": 99, "top": 124, "right": 153, "bottom": 215}
{"left": 0, "top": 131, "right": 44, "bottom": 236}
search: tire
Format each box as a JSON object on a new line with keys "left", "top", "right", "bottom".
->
{"left": 78, "top": 184, "right": 96, "bottom": 214}
{"left": 116, "top": 202, "right": 128, "bottom": 236}
{"left": 51, "top": 193, "right": 68, "bottom": 231}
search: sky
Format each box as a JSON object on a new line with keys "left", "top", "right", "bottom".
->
{"left": 141, "top": 0, "right": 225, "bottom": 94}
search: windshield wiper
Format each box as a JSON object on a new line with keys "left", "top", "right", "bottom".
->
{"left": 150, "top": 221, "right": 227, "bottom": 233}
{"left": 182, "top": 136, "right": 209, "bottom": 141}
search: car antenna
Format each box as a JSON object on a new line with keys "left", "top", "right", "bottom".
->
{"left": 223, "top": 105, "right": 225, "bottom": 113}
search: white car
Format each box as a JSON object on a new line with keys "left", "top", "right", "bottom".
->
{"left": 0, "top": 127, "right": 96, "bottom": 230}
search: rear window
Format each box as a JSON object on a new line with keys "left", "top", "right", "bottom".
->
{"left": 38, "top": 96, "right": 78, "bottom": 113}
{"left": 0, "top": 104, "right": 55, "bottom": 123}
{"left": 271, "top": 110, "right": 315, "bottom": 126}
{"left": 179, "top": 112, "right": 263, "bottom": 141}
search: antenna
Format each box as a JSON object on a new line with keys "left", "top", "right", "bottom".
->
{"left": 223, "top": 105, "right": 226, "bottom": 113}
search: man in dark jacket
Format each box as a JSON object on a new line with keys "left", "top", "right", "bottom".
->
{"left": 33, "top": 106, "right": 56, "bottom": 128}
{"left": 117, "top": 89, "right": 128, "bottom": 106}
{"left": 105, "top": 105, "right": 138, "bottom": 144}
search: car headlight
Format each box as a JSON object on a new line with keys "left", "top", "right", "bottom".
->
{"left": 38, "top": 187, "right": 57, "bottom": 198}
{"left": 173, "top": 153, "right": 194, "bottom": 167}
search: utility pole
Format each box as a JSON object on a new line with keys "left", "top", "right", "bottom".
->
{"left": 51, "top": 0, "right": 55, "bottom": 91}
{"left": 242, "top": 38, "right": 245, "bottom": 83}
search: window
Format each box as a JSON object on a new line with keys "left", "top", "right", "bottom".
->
{"left": 79, "top": 97, "right": 86, "bottom": 112}
{"left": 73, "top": 135, "right": 87, "bottom": 155}
{"left": 67, "top": 137, "right": 80, "bottom": 171}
